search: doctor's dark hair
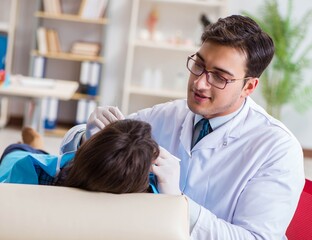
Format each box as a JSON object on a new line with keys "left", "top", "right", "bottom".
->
{"left": 201, "top": 15, "right": 274, "bottom": 78}
{"left": 63, "top": 119, "right": 160, "bottom": 194}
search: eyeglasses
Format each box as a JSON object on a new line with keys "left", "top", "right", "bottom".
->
{"left": 186, "top": 54, "right": 251, "bottom": 90}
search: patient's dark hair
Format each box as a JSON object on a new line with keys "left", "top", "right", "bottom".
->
{"left": 61, "top": 119, "right": 159, "bottom": 193}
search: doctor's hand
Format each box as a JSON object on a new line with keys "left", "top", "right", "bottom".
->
{"left": 85, "top": 106, "right": 125, "bottom": 140}
{"left": 152, "top": 147, "right": 181, "bottom": 195}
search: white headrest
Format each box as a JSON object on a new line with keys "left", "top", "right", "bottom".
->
{"left": 0, "top": 183, "right": 189, "bottom": 240}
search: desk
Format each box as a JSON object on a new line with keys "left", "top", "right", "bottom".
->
{"left": 0, "top": 75, "right": 78, "bottom": 133}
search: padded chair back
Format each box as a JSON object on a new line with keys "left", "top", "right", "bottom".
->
{"left": 286, "top": 179, "right": 312, "bottom": 239}
{"left": 0, "top": 183, "right": 190, "bottom": 240}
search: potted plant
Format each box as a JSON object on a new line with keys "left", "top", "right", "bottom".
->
{"left": 244, "top": 0, "right": 312, "bottom": 119}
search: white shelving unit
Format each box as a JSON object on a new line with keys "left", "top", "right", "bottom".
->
{"left": 0, "top": 0, "right": 18, "bottom": 128}
{"left": 28, "top": 0, "right": 109, "bottom": 136}
{"left": 121, "top": 0, "right": 227, "bottom": 114}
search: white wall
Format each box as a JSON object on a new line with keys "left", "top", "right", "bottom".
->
{"left": 7, "top": 0, "right": 312, "bottom": 148}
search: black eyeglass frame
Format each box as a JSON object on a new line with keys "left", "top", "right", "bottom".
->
{"left": 186, "top": 54, "right": 252, "bottom": 90}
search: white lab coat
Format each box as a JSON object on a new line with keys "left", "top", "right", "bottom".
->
{"left": 60, "top": 97, "right": 304, "bottom": 240}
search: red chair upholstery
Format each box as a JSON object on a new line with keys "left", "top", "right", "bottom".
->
{"left": 286, "top": 179, "right": 312, "bottom": 239}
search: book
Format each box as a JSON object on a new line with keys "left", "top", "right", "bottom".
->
{"left": 79, "top": 0, "right": 108, "bottom": 19}
{"left": 96, "top": 0, "right": 108, "bottom": 18}
{"left": 43, "top": 0, "right": 62, "bottom": 15}
{"left": 36, "top": 27, "right": 48, "bottom": 54}
{"left": 43, "top": 0, "right": 53, "bottom": 13}
{"left": 72, "top": 42, "right": 100, "bottom": 52}
{"left": 47, "top": 29, "right": 61, "bottom": 53}
{"left": 53, "top": 30, "right": 61, "bottom": 52}
{"left": 53, "top": 0, "right": 62, "bottom": 14}
{"left": 71, "top": 41, "right": 100, "bottom": 56}
{"left": 47, "top": 29, "right": 57, "bottom": 53}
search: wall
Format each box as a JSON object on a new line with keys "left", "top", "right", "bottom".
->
{"left": 227, "top": 0, "right": 312, "bottom": 149}
{"left": 7, "top": 0, "right": 312, "bottom": 148}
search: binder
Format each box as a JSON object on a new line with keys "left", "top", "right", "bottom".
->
{"left": 76, "top": 99, "right": 87, "bottom": 124}
{"left": 44, "top": 98, "right": 58, "bottom": 129}
{"left": 79, "top": 0, "right": 108, "bottom": 19}
{"left": 0, "top": 34, "right": 8, "bottom": 70}
{"left": 79, "top": 61, "right": 90, "bottom": 94}
{"left": 33, "top": 57, "right": 46, "bottom": 78}
{"left": 86, "top": 100, "right": 97, "bottom": 121}
{"left": 87, "top": 62, "right": 101, "bottom": 96}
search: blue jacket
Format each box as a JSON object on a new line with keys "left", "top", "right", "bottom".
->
{"left": 0, "top": 149, "right": 159, "bottom": 193}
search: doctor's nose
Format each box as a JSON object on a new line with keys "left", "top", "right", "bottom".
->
{"left": 194, "top": 72, "right": 212, "bottom": 89}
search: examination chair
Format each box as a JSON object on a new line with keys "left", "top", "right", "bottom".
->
{"left": 286, "top": 179, "right": 312, "bottom": 240}
{"left": 0, "top": 183, "right": 190, "bottom": 240}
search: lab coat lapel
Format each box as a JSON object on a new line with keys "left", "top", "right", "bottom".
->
{"left": 180, "top": 111, "right": 195, "bottom": 155}
{"left": 192, "top": 98, "right": 251, "bottom": 150}
{"left": 192, "top": 126, "right": 226, "bottom": 150}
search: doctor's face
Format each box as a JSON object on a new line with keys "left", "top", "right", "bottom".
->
{"left": 187, "top": 41, "right": 257, "bottom": 119}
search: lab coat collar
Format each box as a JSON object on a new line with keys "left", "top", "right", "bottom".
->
{"left": 181, "top": 97, "right": 251, "bottom": 152}
{"left": 193, "top": 101, "right": 244, "bottom": 131}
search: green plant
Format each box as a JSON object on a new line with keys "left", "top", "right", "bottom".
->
{"left": 244, "top": 0, "right": 312, "bottom": 119}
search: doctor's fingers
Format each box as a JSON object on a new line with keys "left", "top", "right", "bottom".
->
{"left": 151, "top": 163, "right": 179, "bottom": 183}
{"left": 155, "top": 156, "right": 180, "bottom": 168}
{"left": 159, "top": 146, "right": 181, "bottom": 162}
{"left": 95, "top": 108, "right": 125, "bottom": 126}
{"left": 107, "top": 106, "right": 125, "bottom": 120}
{"left": 92, "top": 118, "right": 105, "bottom": 130}
{"left": 100, "top": 106, "right": 125, "bottom": 121}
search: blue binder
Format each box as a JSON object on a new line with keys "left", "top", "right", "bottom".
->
{"left": 0, "top": 33, "right": 8, "bottom": 70}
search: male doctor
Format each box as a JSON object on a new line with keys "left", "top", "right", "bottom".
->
{"left": 61, "top": 15, "right": 304, "bottom": 239}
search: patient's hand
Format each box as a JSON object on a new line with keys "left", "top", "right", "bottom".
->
{"left": 152, "top": 147, "right": 181, "bottom": 195}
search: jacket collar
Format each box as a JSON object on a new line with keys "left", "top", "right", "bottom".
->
{"left": 180, "top": 97, "right": 252, "bottom": 153}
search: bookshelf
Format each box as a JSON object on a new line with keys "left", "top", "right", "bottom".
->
{"left": 121, "top": 0, "right": 227, "bottom": 115}
{"left": 0, "top": 0, "right": 19, "bottom": 128}
{"left": 28, "top": 0, "right": 109, "bottom": 136}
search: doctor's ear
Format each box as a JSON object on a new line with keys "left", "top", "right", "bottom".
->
{"left": 242, "top": 77, "right": 258, "bottom": 97}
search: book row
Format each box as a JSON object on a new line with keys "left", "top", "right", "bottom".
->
{"left": 36, "top": 27, "right": 101, "bottom": 57}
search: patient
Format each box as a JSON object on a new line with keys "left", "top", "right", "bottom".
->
{"left": 0, "top": 119, "right": 160, "bottom": 194}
